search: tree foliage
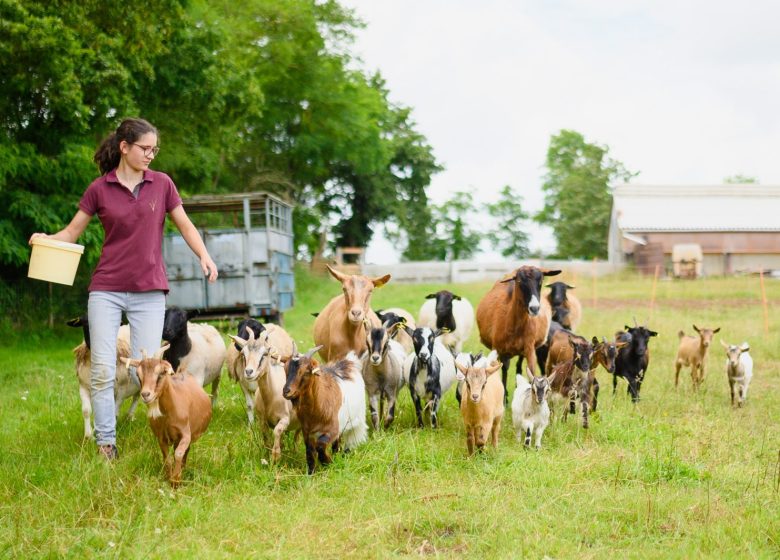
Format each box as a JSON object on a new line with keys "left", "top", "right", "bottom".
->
{"left": 0, "top": 0, "right": 441, "bottom": 283}
{"left": 485, "top": 185, "right": 530, "bottom": 259}
{"left": 723, "top": 174, "right": 758, "bottom": 184}
{"left": 430, "top": 190, "right": 482, "bottom": 261}
{"left": 536, "top": 130, "right": 636, "bottom": 259}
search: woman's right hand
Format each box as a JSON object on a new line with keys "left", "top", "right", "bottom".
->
{"left": 28, "top": 233, "right": 50, "bottom": 245}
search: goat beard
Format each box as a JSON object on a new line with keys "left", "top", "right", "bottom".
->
{"left": 146, "top": 398, "right": 163, "bottom": 419}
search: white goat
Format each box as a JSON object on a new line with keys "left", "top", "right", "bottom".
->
{"left": 417, "top": 290, "right": 474, "bottom": 354}
{"left": 721, "top": 341, "right": 753, "bottom": 407}
{"left": 512, "top": 367, "right": 557, "bottom": 449}
{"left": 69, "top": 320, "right": 138, "bottom": 439}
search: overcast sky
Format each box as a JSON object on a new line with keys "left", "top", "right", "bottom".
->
{"left": 342, "top": 0, "right": 780, "bottom": 263}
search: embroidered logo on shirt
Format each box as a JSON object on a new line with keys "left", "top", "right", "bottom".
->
{"left": 149, "top": 200, "right": 157, "bottom": 212}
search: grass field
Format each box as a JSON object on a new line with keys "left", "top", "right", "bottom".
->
{"left": 1, "top": 267, "right": 779, "bottom": 558}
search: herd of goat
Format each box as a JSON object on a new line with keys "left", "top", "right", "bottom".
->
{"left": 67, "top": 265, "right": 755, "bottom": 484}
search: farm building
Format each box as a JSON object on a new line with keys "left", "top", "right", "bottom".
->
{"left": 608, "top": 184, "right": 780, "bottom": 276}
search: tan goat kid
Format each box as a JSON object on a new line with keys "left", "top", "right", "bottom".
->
{"left": 230, "top": 326, "right": 297, "bottom": 463}
{"left": 123, "top": 346, "right": 212, "bottom": 487}
{"left": 313, "top": 265, "right": 391, "bottom": 362}
{"left": 455, "top": 355, "right": 504, "bottom": 456}
{"left": 675, "top": 325, "right": 720, "bottom": 391}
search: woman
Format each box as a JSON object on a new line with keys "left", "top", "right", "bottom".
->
{"left": 29, "top": 118, "right": 218, "bottom": 460}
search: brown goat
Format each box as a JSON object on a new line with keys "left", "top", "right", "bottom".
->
{"left": 675, "top": 325, "right": 720, "bottom": 391}
{"left": 476, "top": 266, "right": 561, "bottom": 400}
{"left": 589, "top": 336, "right": 628, "bottom": 412}
{"left": 456, "top": 358, "right": 504, "bottom": 456}
{"left": 313, "top": 265, "right": 391, "bottom": 362}
{"left": 592, "top": 336, "right": 628, "bottom": 376}
{"left": 547, "top": 335, "right": 595, "bottom": 428}
{"left": 282, "top": 346, "right": 368, "bottom": 474}
{"left": 545, "top": 282, "right": 582, "bottom": 331}
{"left": 123, "top": 346, "right": 212, "bottom": 487}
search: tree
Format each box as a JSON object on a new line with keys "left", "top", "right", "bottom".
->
{"left": 536, "top": 130, "right": 636, "bottom": 259}
{"left": 484, "top": 185, "right": 531, "bottom": 258}
{"left": 195, "top": 1, "right": 440, "bottom": 255}
{"left": 432, "top": 190, "right": 483, "bottom": 261}
{"left": 724, "top": 174, "right": 758, "bottom": 184}
{"left": 0, "top": 0, "right": 191, "bottom": 272}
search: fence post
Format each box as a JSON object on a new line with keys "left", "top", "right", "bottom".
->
{"left": 760, "top": 268, "right": 769, "bottom": 335}
{"left": 649, "top": 264, "right": 660, "bottom": 322}
{"left": 591, "top": 257, "right": 597, "bottom": 309}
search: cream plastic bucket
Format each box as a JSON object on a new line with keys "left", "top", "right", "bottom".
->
{"left": 28, "top": 237, "right": 85, "bottom": 286}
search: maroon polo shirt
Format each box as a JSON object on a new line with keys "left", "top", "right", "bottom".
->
{"left": 79, "top": 169, "right": 183, "bottom": 293}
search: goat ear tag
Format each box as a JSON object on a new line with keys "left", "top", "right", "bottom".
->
{"left": 312, "top": 367, "right": 321, "bottom": 375}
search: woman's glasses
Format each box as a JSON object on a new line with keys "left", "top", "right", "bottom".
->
{"left": 131, "top": 143, "right": 160, "bottom": 157}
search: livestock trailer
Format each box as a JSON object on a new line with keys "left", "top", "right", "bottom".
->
{"left": 163, "top": 192, "right": 295, "bottom": 323}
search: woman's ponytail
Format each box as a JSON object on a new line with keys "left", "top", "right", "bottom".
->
{"left": 93, "top": 133, "right": 121, "bottom": 175}
{"left": 93, "top": 118, "right": 158, "bottom": 175}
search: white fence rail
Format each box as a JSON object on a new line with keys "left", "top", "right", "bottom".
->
{"left": 361, "top": 259, "right": 623, "bottom": 284}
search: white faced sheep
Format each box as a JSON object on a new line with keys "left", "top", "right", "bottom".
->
{"left": 402, "top": 327, "right": 458, "bottom": 429}
{"left": 512, "top": 367, "right": 557, "bottom": 449}
{"left": 67, "top": 315, "right": 137, "bottom": 439}
{"left": 721, "top": 341, "right": 753, "bottom": 407}
{"left": 162, "top": 307, "right": 225, "bottom": 405}
{"left": 417, "top": 290, "right": 474, "bottom": 354}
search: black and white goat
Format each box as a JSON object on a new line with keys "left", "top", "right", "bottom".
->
{"left": 402, "top": 327, "right": 457, "bottom": 428}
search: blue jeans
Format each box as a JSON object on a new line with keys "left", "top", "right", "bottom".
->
{"left": 88, "top": 290, "right": 166, "bottom": 446}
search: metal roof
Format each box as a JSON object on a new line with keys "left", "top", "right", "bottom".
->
{"left": 181, "top": 191, "right": 293, "bottom": 213}
{"left": 611, "top": 184, "right": 780, "bottom": 232}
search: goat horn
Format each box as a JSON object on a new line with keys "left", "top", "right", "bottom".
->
{"left": 152, "top": 344, "right": 170, "bottom": 360}
{"left": 246, "top": 327, "right": 256, "bottom": 342}
{"left": 141, "top": 348, "right": 149, "bottom": 360}
{"left": 304, "top": 345, "right": 323, "bottom": 359}
{"left": 633, "top": 316, "right": 638, "bottom": 327}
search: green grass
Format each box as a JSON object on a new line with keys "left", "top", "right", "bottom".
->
{"left": 1, "top": 268, "right": 780, "bottom": 558}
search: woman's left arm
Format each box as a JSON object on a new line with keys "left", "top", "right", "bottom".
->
{"left": 169, "top": 205, "right": 218, "bottom": 283}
